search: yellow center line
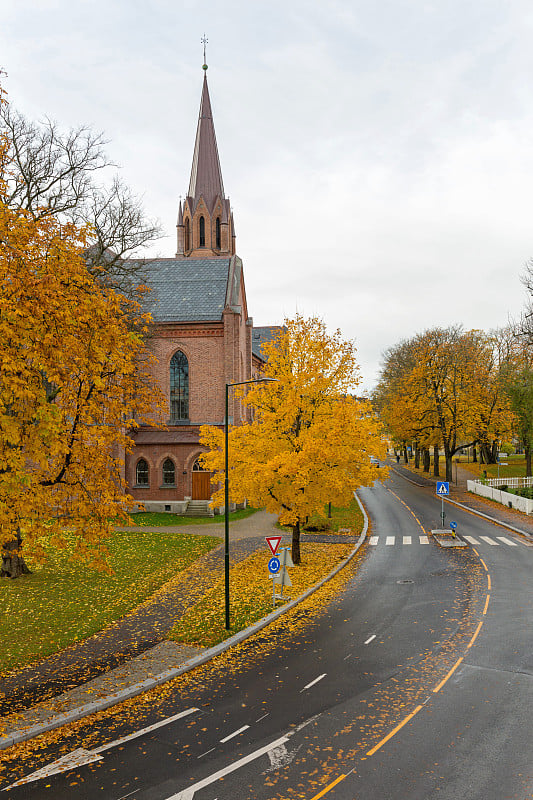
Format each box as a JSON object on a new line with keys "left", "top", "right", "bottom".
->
{"left": 309, "top": 773, "right": 347, "bottom": 799}
{"left": 483, "top": 594, "right": 490, "bottom": 615}
{"left": 479, "top": 558, "right": 488, "bottom": 572}
{"left": 467, "top": 619, "right": 484, "bottom": 648}
{"left": 433, "top": 656, "right": 464, "bottom": 693}
{"left": 487, "top": 574, "right": 491, "bottom": 590}
{"left": 386, "top": 488, "right": 427, "bottom": 534}
{"left": 366, "top": 705, "right": 424, "bottom": 756}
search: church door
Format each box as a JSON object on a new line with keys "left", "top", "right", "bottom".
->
{"left": 192, "top": 460, "right": 212, "bottom": 500}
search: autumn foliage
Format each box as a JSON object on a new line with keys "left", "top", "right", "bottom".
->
{"left": 0, "top": 86, "right": 162, "bottom": 576}
{"left": 200, "top": 315, "right": 385, "bottom": 563}
{"left": 374, "top": 326, "right": 515, "bottom": 480}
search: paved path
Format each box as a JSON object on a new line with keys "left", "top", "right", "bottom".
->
{"left": 0, "top": 510, "right": 281, "bottom": 716}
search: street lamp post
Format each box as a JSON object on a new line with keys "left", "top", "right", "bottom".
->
{"left": 224, "top": 377, "right": 277, "bottom": 630}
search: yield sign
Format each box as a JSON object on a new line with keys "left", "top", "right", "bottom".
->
{"left": 265, "top": 536, "right": 282, "bottom": 556}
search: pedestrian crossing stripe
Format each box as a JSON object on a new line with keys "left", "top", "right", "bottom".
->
{"left": 368, "top": 534, "right": 524, "bottom": 547}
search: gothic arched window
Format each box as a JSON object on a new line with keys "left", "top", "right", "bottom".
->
{"left": 162, "top": 458, "right": 176, "bottom": 485}
{"left": 184, "top": 218, "right": 190, "bottom": 251}
{"left": 216, "top": 216, "right": 221, "bottom": 249}
{"left": 170, "top": 350, "right": 189, "bottom": 422}
{"left": 136, "top": 458, "right": 149, "bottom": 486}
{"left": 199, "top": 215, "right": 205, "bottom": 247}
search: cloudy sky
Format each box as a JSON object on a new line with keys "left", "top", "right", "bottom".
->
{"left": 3, "top": 0, "right": 533, "bottom": 390}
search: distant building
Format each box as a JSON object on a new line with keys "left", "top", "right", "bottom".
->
{"left": 125, "top": 65, "right": 281, "bottom": 511}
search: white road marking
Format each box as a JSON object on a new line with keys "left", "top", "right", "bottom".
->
{"left": 220, "top": 725, "right": 250, "bottom": 743}
{"left": 403, "top": 536, "right": 412, "bottom": 545}
{"left": 419, "top": 535, "right": 429, "bottom": 544}
{"left": 4, "top": 708, "right": 200, "bottom": 789}
{"left": 197, "top": 747, "right": 215, "bottom": 759}
{"left": 255, "top": 713, "right": 269, "bottom": 722}
{"left": 497, "top": 536, "right": 517, "bottom": 546}
{"left": 168, "top": 735, "right": 291, "bottom": 799}
{"left": 480, "top": 536, "right": 498, "bottom": 545}
{"left": 94, "top": 708, "right": 200, "bottom": 753}
{"left": 464, "top": 536, "right": 479, "bottom": 545}
{"left": 364, "top": 635, "right": 376, "bottom": 645}
{"left": 302, "top": 673, "right": 327, "bottom": 691}
{"left": 369, "top": 536, "right": 379, "bottom": 545}
{"left": 386, "top": 536, "right": 395, "bottom": 545}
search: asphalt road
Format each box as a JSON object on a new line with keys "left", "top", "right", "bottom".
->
{"left": 4, "top": 470, "right": 533, "bottom": 799}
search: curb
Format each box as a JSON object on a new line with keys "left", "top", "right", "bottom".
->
{"left": 0, "top": 497, "right": 368, "bottom": 750}
{"left": 392, "top": 464, "right": 533, "bottom": 542}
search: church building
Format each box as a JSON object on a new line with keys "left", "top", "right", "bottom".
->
{"left": 125, "top": 63, "right": 280, "bottom": 512}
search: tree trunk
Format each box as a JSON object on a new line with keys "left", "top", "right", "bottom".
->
{"left": 526, "top": 442, "right": 532, "bottom": 477}
{"left": 291, "top": 521, "right": 301, "bottom": 565}
{"left": 472, "top": 445, "right": 477, "bottom": 463}
{"left": 1, "top": 532, "right": 31, "bottom": 579}
{"left": 414, "top": 445, "right": 420, "bottom": 469}
{"left": 433, "top": 445, "right": 440, "bottom": 477}
{"left": 403, "top": 444, "right": 408, "bottom": 464}
{"left": 445, "top": 453, "right": 453, "bottom": 482}
{"left": 423, "top": 448, "right": 431, "bottom": 472}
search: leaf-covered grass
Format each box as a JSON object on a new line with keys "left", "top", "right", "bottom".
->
{"left": 0, "top": 531, "right": 219, "bottom": 674}
{"left": 169, "top": 542, "right": 354, "bottom": 648}
{"left": 464, "top": 456, "right": 527, "bottom": 481}
{"left": 276, "top": 497, "right": 364, "bottom": 536}
{"left": 304, "top": 498, "right": 364, "bottom": 534}
{"left": 121, "top": 507, "right": 258, "bottom": 527}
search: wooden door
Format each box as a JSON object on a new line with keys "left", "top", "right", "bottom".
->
{"left": 192, "top": 470, "right": 212, "bottom": 500}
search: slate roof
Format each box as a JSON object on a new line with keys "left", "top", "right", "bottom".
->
{"left": 141, "top": 257, "right": 230, "bottom": 322}
{"left": 252, "top": 325, "right": 285, "bottom": 361}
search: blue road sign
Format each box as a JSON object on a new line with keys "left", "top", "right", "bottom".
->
{"left": 268, "top": 557, "right": 281, "bottom": 574}
{"left": 436, "top": 481, "right": 450, "bottom": 496}
{"left": 450, "top": 521, "right": 457, "bottom": 530}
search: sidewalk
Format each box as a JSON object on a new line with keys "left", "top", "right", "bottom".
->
{"left": 0, "top": 510, "right": 283, "bottom": 741}
{"left": 0, "top": 508, "right": 367, "bottom": 750}
{"left": 392, "top": 459, "right": 533, "bottom": 538}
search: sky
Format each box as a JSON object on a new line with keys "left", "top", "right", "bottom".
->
{"left": 3, "top": 0, "right": 533, "bottom": 391}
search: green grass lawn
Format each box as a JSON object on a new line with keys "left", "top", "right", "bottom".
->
{"left": 276, "top": 498, "right": 365, "bottom": 536}
{"left": 0, "top": 530, "right": 220, "bottom": 674}
{"left": 122, "top": 506, "right": 258, "bottom": 527}
{"left": 461, "top": 455, "right": 528, "bottom": 481}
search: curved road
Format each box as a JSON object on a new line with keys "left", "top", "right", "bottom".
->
{"left": 3, "top": 470, "right": 532, "bottom": 798}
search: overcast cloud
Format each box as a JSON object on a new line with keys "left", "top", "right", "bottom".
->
{"left": 3, "top": 0, "right": 533, "bottom": 390}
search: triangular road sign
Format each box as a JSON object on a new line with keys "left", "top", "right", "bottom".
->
{"left": 266, "top": 535, "right": 282, "bottom": 556}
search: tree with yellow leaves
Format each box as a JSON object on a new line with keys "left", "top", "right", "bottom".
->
{"left": 200, "top": 315, "right": 385, "bottom": 564}
{"left": 0, "top": 86, "right": 162, "bottom": 577}
{"left": 375, "top": 326, "right": 515, "bottom": 482}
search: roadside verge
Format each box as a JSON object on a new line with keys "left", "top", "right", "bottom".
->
{"left": 0, "top": 496, "right": 369, "bottom": 750}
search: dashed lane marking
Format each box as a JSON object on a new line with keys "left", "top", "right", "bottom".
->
{"left": 301, "top": 673, "right": 327, "bottom": 691}
{"left": 220, "top": 725, "right": 250, "bottom": 744}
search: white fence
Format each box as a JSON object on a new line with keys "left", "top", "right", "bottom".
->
{"left": 467, "top": 480, "right": 533, "bottom": 514}
{"left": 478, "top": 475, "right": 533, "bottom": 489}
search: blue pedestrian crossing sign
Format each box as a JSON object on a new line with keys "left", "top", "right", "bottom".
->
{"left": 450, "top": 521, "right": 457, "bottom": 530}
{"left": 436, "top": 481, "right": 450, "bottom": 496}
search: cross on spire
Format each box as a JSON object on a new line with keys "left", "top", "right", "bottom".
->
{"left": 201, "top": 34, "right": 208, "bottom": 71}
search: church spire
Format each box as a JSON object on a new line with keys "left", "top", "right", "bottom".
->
{"left": 176, "top": 49, "right": 235, "bottom": 258}
{"left": 187, "top": 73, "right": 225, "bottom": 210}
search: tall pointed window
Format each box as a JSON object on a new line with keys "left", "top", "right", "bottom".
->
{"left": 170, "top": 350, "right": 189, "bottom": 422}
{"left": 136, "top": 458, "right": 149, "bottom": 486}
{"left": 216, "top": 216, "right": 221, "bottom": 249}
{"left": 185, "top": 218, "right": 190, "bottom": 251}
{"left": 199, "top": 215, "right": 205, "bottom": 247}
{"left": 162, "top": 458, "right": 176, "bottom": 485}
